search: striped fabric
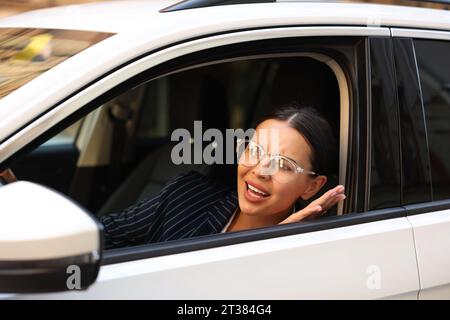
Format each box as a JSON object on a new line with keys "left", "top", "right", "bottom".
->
{"left": 100, "top": 170, "right": 238, "bottom": 249}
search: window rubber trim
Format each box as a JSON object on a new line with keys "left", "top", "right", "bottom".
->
{"left": 405, "top": 199, "right": 450, "bottom": 216}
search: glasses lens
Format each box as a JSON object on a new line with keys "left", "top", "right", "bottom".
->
{"left": 272, "top": 156, "right": 297, "bottom": 183}
{"left": 236, "top": 140, "right": 304, "bottom": 183}
{"left": 236, "top": 139, "right": 261, "bottom": 167}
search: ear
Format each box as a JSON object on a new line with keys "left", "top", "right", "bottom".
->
{"left": 300, "top": 175, "right": 327, "bottom": 200}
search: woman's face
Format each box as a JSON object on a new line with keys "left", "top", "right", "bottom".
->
{"left": 237, "top": 119, "right": 324, "bottom": 218}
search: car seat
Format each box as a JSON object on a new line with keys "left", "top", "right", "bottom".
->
{"left": 98, "top": 73, "right": 229, "bottom": 216}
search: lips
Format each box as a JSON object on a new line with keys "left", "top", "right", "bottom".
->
{"left": 244, "top": 181, "right": 270, "bottom": 202}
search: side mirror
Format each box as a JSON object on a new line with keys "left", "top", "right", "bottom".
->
{"left": 0, "top": 181, "right": 102, "bottom": 293}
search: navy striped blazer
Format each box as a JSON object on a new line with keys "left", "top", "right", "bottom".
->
{"left": 100, "top": 170, "right": 238, "bottom": 249}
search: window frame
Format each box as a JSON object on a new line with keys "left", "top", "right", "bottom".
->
{"left": 393, "top": 37, "right": 433, "bottom": 205}
{"left": 0, "top": 27, "right": 400, "bottom": 265}
{"left": 367, "top": 37, "right": 402, "bottom": 211}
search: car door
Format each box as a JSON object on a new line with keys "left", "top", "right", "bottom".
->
{"left": 1, "top": 26, "right": 419, "bottom": 299}
{"left": 391, "top": 29, "right": 450, "bottom": 299}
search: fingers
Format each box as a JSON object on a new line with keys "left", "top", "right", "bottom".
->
{"left": 324, "top": 194, "right": 346, "bottom": 212}
{"left": 305, "top": 205, "right": 325, "bottom": 220}
{"left": 323, "top": 188, "right": 345, "bottom": 209}
{"left": 314, "top": 185, "right": 346, "bottom": 213}
{"left": 281, "top": 204, "right": 323, "bottom": 224}
{"left": 280, "top": 185, "right": 347, "bottom": 225}
{"left": 313, "top": 185, "right": 342, "bottom": 206}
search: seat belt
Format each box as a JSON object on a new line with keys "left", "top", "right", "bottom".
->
{"left": 107, "top": 103, "right": 133, "bottom": 193}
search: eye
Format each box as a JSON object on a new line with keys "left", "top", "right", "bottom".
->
{"left": 278, "top": 158, "right": 295, "bottom": 172}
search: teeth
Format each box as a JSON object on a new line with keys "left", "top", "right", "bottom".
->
{"left": 248, "top": 183, "right": 268, "bottom": 196}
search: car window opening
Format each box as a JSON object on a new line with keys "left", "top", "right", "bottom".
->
{"left": 8, "top": 54, "right": 347, "bottom": 250}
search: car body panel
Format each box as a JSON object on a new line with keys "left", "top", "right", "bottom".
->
{"left": 8, "top": 217, "right": 418, "bottom": 299}
{"left": 407, "top": 211, "right": 450, "bottom": 299}
{"left": 0, "top": 1, "right": 449, "bottom": 34}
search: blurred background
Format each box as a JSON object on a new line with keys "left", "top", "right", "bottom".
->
{"left": 0, "top": 0, "right": 447, "bottom": 19}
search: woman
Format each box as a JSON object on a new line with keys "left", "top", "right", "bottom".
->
{"left": 101, "top": 105, "right": 346, "bottom": 249}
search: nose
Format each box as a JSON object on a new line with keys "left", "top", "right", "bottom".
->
{"left": 251, "top": 156, "right": 273, "bottom": 180}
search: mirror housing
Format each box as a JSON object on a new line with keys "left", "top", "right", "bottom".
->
{"left": 0, "top": 181, "right": 102, "bottom": 293}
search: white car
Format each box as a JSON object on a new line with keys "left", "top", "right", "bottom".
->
{"left": 0, "top": 0, "right": 449, "bottom": 299}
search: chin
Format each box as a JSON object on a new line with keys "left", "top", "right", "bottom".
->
{"left": 238, "top": 196, "right": 264, "bottom": 216}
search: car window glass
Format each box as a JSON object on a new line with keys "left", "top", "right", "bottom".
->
{"left": 415, "top": 39, "right": 450, "bottom": 200}
{"left": 42, "top": 120, "right": 83, "bottom": 147}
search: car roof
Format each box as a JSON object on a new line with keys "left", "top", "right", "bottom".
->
{"left": 0, "top": 0, "right": 178, "bottom": 33}
{"left": 0, "top": 0, "right": 449, "bottom": 33}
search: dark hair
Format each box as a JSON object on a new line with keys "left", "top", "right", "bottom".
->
{"left": 262, "top": 104, "right": 337, "bottom": 176}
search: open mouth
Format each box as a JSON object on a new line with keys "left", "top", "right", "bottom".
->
{"left": 245, "top": 182, "right": 270, "bottom": 200}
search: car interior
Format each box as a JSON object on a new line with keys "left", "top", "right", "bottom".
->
{"left": 9, "top": 54, "right": 344, "bottom": 242}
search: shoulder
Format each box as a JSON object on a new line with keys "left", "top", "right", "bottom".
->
{"left": 163, "top": 170, "right": 210, "bottom": 189}
{"left": 155, "top": 170, "right": 235, "bottom": 225}
{"left": 161, "top": 170, "right": 230, "bottom": 198}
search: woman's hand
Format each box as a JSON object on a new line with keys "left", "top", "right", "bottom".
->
{"left": 279, "top": 185, "right": 346, "bottom": 224}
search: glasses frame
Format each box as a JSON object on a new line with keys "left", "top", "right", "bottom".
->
{"left": 236, "top": 138, "right": 319, "bottom": 178}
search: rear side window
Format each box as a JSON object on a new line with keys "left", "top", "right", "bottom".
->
{"left": 415, "top": 39, "right": 450, "bottom": 200}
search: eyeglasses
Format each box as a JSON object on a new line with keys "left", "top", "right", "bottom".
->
{"left": 236, "top": 138, "right": 319, "bottom": 183}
